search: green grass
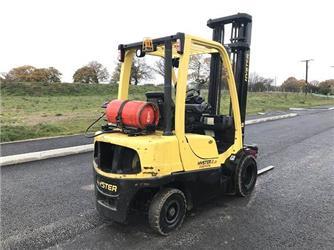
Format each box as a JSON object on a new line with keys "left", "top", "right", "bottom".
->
{"left": 246, "top": 92, "right": 334, "bottom": 114}
{"left": 1, "top": 82, "right": 334, "bottom": 142}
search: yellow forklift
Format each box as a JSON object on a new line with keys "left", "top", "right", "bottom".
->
{"left": 92, "top": 13, "right": 258, "bottom": 235}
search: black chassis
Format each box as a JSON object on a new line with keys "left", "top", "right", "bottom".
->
{"left": 94, "top": 146, "right": 257, "bottom": 223}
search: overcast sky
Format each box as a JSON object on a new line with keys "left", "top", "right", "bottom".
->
{"left": 1, "top": 0, "right": 333, "bottom": 85}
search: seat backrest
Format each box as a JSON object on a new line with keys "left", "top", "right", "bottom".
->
{"left": 145, "top": 91, "right": 165, "bottom": 101}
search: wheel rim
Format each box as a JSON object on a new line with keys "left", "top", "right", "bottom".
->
{"left": 164, "top": 200, "right": 180, "bottom": 225}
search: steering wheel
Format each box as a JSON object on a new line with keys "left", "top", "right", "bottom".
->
{"left": 186, "top": 88, "right": 200, "bottom": 102}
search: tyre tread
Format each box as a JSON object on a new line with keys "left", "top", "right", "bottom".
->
{"left": 235, "top": 155, "right": 257, "bottom": 197}
{"left": 148, "top": 188, "right": 186, "bottom": 236}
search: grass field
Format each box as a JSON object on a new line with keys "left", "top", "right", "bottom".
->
{"left": 1, "top": 82, "right": 334, "bottom": 142}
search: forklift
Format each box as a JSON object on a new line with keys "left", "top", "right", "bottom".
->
{"left": 92, "top": 13, "right": 258, "bottom": 235}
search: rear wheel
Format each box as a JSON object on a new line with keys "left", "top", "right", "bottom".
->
{"left": 235, "top": 155, "right": 257, "bottom": 197}
{"left": 148, "top": 188, "right": 187, "bottom": 236}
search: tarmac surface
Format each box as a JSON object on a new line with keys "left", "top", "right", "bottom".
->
{"left": 1, "top": 108, "right": 334, "bottom": 249}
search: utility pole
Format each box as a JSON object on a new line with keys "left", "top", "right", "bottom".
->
{"left": 301, "top": 59, "right": 313, "bottom": 95}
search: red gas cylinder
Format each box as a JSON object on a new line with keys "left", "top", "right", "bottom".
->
{"left": 106, "top": 100, "right": 159, "bottom": 129}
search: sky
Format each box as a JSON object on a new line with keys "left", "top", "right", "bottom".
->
{"left": 1, "top": 0, "right": 334, "bottom": 85}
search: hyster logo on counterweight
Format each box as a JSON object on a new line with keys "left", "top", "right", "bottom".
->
{"left": 97, "top": 180, "right": 117, "bottom": 192}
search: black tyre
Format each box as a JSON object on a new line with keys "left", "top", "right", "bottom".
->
{"left": 148, "top": 188, "right": 187, "bottom": 236}
{"left": 235, "top": 155, "right": 257, "bottom": 197}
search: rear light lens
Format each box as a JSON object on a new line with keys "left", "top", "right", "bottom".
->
{"left": 117, "top": 50, "right": 121, "bottom": 61}
{"left": 118, "top": 49, "right": 125, "bottom": 62}
{"left": 176, "top": 39, "right": 181, "bottom": 53}
{"left": 118, "top": 45, "right": 125, "bottom": 62}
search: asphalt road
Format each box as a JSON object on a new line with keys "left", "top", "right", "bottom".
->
{"left": 1, "top": 109, "right": 334, "bottom": 249}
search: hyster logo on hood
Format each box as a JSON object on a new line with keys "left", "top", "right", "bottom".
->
{"left": 97, "top": 180, "right": 118, "bottom": 192}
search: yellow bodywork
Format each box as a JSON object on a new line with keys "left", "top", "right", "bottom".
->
{"left": 94, "top": 34, "right": 243, "bottom": 179}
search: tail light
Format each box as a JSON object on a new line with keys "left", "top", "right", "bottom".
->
{"left": 118, "top": 45, "right": 125, "bottom": 62}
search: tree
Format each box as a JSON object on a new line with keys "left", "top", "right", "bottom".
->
{"left": 131, "top": 58, "right": 152, "bottom": 85}
{"left": 3, "top": 65, "right": 62, "bottom": 83}
{"left": 188, "top": 55, "right": 210, "bottom": 84}
{"left": 152, "top": 59, "right": 165, "bottom": 77}
{"left": 248, "top": 72, "right": 274, "bottom": 92}
{"left": 87, "top": 61, "right": 109, "bottom": 82}
{"left": 110, "top": 62, "right": 121, "bottom": 84}
{"left": 110, "top": 59, "right": 152, "bottom": 85}
{"left": 318, "top": 79, "right": 334, "bottom": 95}
{"left": 31, "top": 67, "right": 62, "bottom": 83}
{"left": 44, "top": 67, "right": 62, "bottom": 83}
{"left": 30, "top": 68, "right": 48, "bottom": 82}
{"left": 305, "top": 80, "right": 319, "bottom": 94}
{"left": 73, "top": 61, "right": 109, "bottom": 83}
{"left": 281, "top": 77, "right": 304, "bottom": 92}
{"left": 5, "top": 65, "right": 36, "bottom": 82}
{"left": 73, "top": 66, "right": 98, "bottom": 83}
{"left": 310, "top": 80, "right": 319, "bottom": 86}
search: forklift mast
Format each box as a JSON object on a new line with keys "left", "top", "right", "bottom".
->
{"left": 207, "top": 13, "right": 252, "bottom": 138}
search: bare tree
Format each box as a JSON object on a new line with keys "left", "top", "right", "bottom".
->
{"left": 87, "top": 61, "right": 109, "bottom": 82}
{"left": 131, "top": 59, "right": 152, "bottom": 85}
{"left": 110, "top": 58, "right": 152, "bottom": 85}
{"left": 152, "top": 59, "right": 165, "bottom": 77}
{"left": 188, "top": 55, "right": 210, "bottom": 84}
{"left": 249, "top": 72, "right": 274, "bottom": 92}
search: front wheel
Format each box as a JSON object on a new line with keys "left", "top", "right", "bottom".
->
{"left": 148, "top": 188, "right": 187, "bottom": 236}
{"left": 235, "top": 155, "right": 258, "bottom": 197}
